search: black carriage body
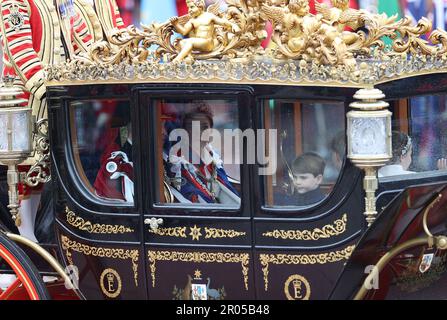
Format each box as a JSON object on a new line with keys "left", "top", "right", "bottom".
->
{"left": 46, "top": 79, "right": 447, "bottom": 300}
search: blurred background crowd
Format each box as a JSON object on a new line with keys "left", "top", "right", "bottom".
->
{"left": 125, "top": 0, "right": 447, "bottom": 37}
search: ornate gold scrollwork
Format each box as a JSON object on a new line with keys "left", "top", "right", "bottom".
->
{"left": 148, "top": 225, "right": 246, "bottom": 241}
{"left": 46, "top": 0, "right": 447, "bottom": 86}
{"left": 88, "top": 0, "right": 266, "bottom": 65}
{"left": 65, "top": 207, "right": 134, "bottom": 234}
{"left": 204, "top": 227, "right": 246, "bottom": 239}
{"left": 149, "top": 226, "right": 188, "bottom": 238}
{"left": 262, "top": 214, "right": 347, "bottom": 241}
{"left": 61, "top": 235, "right": 139, "bottom": 286}
{"left": 148, "top": 250, "right": 250, "bottom": 291}
{"left": 259, "top": 245, "right": 355, "bottom": 291}
{"left": 23, "top": 118, "right": 51, "bottom": 187}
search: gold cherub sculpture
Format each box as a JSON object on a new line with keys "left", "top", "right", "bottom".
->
{"left": 315, "top": 0, "right": 365, "bottom": 45}
{"left": 261, "top": 0, "right": 356, "bottom": 68}
{"left": 261, "top": 0, "right": 322, "bottom": 55}
{"left": 169, "top": 0, "right": 241, "bottom": 63}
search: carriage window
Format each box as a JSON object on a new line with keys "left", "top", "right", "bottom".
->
{"left": 70, "top": 100, "right": 134, "bottom": 204}
{"left": 379, "top": 95, "right": 447, "bottom": 181}
{"left": 263, "top": 100, "right": 345, "bottom": 208}
{"left": 154, "top": 99, "right": 241, "bottom": 208}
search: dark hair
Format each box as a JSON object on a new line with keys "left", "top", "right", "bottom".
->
{"left": 329, "top": 131, "right": 346, "bottom": 159}
{"left": 292, "top": 152, "right": 325, "bottom": 177}
{"left": 391, "top": 131, "right": 412, "bottom": 164}
{"left": 182, "top": 102, "right": 214, "bottom": 128}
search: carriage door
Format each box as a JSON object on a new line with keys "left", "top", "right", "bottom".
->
{"left": 138, "top": 87, "right": 255, "bottom": 300}
{"left": 252, "top": 97, "right": 365, "bottom": 300}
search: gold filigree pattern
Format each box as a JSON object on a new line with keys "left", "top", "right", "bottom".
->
{"left": 262, "top": 214, "right": 347, "bottom": 241}
{"left": 61, "top": 235, "right": 139, "bottom": 286}
{"left": 148, "top": 225, "right": 246, "bottom": 240}
{"left": 204, "top": 227, "right": 246, "bottom": 239}
{"left": 259, "top": 245, "right": 355, "bottom": 291}
{"left": 148, "top": 250, "right": 250, "bottom": 290}
{"left": 149, "top": 226, "right": 187, "bottom": 238}
{"left": 65, "top": 207, "right": 134, "bottom": 234}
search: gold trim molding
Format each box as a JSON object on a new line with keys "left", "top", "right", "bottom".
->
{"left": 149, "top": 225, "right": 246, "bottom": 241}
{"left": 65, "top": 207, "right": 134, "bottom": 234}
{"left": 262, "top": 214, "right": 347, "bottom": 241}
{"left": 259, "top": 245, "right": 355, "bottom": 291}
{"left": 60, "top": 235, "right": 139, "bottom": 286}
{"left": 148, "top": 250, "right": 250, "bottom": 291}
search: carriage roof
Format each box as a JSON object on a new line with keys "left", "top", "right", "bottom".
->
{"left": 44, "top": 0, "right": 447, "bottom": 90}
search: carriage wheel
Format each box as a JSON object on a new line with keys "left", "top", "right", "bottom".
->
{"left": 0, "top": 232, "right": 50, "bottom": 300}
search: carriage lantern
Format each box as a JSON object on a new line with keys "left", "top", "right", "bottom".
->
{"left": 0, "top": 77, "right": 34, "bottom": 226}
{"left": 347, "top": 87, "right": 392, "bottom": 227}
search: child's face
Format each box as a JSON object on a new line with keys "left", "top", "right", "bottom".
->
{"left": 292, "top": 173, "right": 323, "bottom": 194}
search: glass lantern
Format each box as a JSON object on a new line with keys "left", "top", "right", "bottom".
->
{"left": 347, "top": 88, "right": 392, "bottom": 226}
{"left": 0, "top": 78, "right": 33, "bottom": 226}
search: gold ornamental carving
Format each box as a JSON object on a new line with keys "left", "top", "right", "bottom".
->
{"left": 204, "top": 227, "right": 246, "bottom": 239}
{"left": 262, "top": 214, "right": 347, "bottom": 241}
{"left": 46, "top": 0, "right": 447, "bottom": 87}
{"left": 148, "top": 250, "right": 250, "bottom": 290}
{"left": 149, "top": 225, "right": 246, "bottom": 241}
{"left": 259, "top": 245, "right": 355, "bottom": 291}
{"left": 149, "top": 226, "right": 188, "bottom": 238}
{"left": 65, "top": 207, "right": 134, "bottom": 234}
{"left": 61, "top": 235, "right": 139, "bottom": 286}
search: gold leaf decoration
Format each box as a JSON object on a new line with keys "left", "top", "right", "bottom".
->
{"left": 46, "top": 0, "right": 447, "bottom": 85}
{"left": 262, "top": 214, "right": 347, "bottom": 241}
{"left": 65, "top": 207, "right": 134, "bottom": 234}
{"left": 61, "top": 235, "right": 139, "bottom": 287}
{"left": 147, "top": 225, "right": 246, "bottom": 240}
{"left": 148, "top": 250, "right": 250, "bottom": 290}
{"left": 149, "top": 226, "right": 187, "bottom": 238}
{"left": 204, "top": 227, "right": 246, "bottom": 239}
{"left": 259, "top": 245, "right": 355, "bottom": 291}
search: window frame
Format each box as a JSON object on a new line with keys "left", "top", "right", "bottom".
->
{"left": 66, "top": 97, "right": 139, "bottom": 210}
{"left": 256, "top": 97, "right": 350, "bottom": 216}
{"left": 137, "top": 87, "right": 253, "bottom": 218}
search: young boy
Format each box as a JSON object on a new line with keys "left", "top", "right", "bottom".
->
{"left": 277, "top": 152, "right": 326, "bottom": 206}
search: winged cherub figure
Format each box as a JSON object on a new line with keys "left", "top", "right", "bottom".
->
{"left": 261, "top": 0, "right": 322, "bottom": 54}
{"left": 169, "top": 0, "right": 241, "bottom": 63}
{"left": 315, "top": 0, "right": 364, "bottom": 45}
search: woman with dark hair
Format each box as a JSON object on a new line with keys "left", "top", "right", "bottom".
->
{"left": 379, "top": 131, "right": 415, "bottom": 177}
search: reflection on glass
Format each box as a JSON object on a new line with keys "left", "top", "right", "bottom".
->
{"left": 71, "top": 100, "right": 134, "bottom": 203}
{"left": 264, "top": 100, "right": 345, "bottom": 208}
{"left": 157, "top": 99, "right": 241, "bottom": 207}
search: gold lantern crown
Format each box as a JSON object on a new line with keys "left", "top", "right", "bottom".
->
{"left": 45, "top": 0, "right": 447, "bottom": 88}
